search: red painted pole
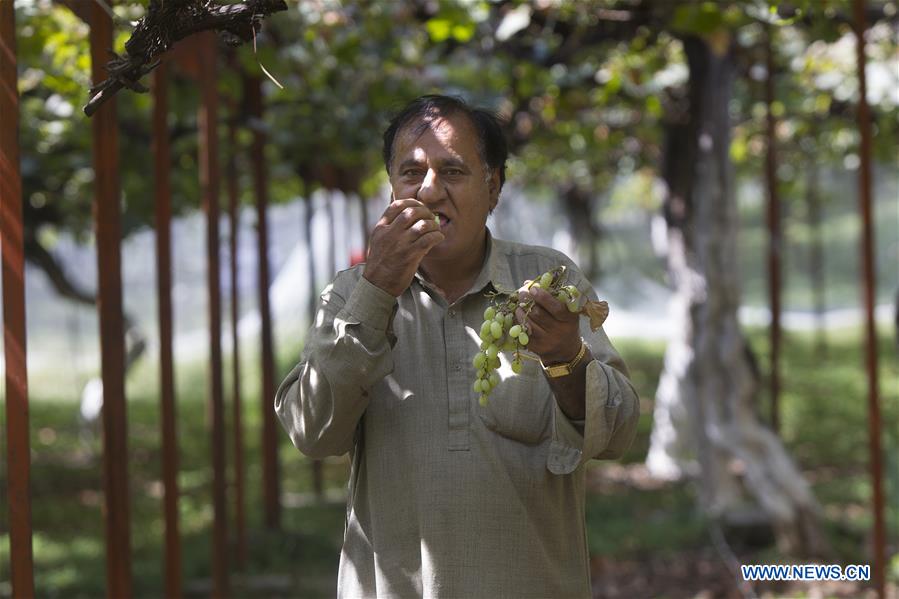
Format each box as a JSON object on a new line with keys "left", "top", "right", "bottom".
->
{"left": 852, "top": 1, "right": 885, "bottom": 596}
{"left": 153, "top": 60, "right": 182, "bottom": 598}
{"left": 198, "top": 31, "right": 229, "bottom": 598}
{"left": 764, "top": 25, "right": 782, "bottom": 434}
{"left": 246, "top": 75, "right": 280, "bottom": 529}
{"left": 0, "top": 3, "right": 35, "bottom": 596}
{"left": 226, "top": 99, "right": 247, "bottom": 568}
{"left": 89, "top": 3, "right": 132, "bottom": 596}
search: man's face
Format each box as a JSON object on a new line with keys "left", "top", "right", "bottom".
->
{"left": 388, "top": 112, "right": 500, "bottom": 264}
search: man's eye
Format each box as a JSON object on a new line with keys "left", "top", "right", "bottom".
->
{"left": 444, "top": 169, "right": 463, "bottom": 176}
{"left": 402, "top": 170, "right": 423, "bottom": 177}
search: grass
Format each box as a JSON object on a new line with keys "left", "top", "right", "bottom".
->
{"left": 0, "top": 325, "right": 896, "bottom": 596}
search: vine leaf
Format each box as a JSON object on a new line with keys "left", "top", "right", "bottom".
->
{"left": 581, "top": 300, "right": 609, "bottom": 332}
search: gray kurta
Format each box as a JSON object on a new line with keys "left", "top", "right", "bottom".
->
{"left": 275, "top": 233, "right": 639, "bottom": 598}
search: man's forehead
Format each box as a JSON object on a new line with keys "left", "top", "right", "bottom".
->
{"left": 393, "top": 114, "right": 478, "bottom": 160}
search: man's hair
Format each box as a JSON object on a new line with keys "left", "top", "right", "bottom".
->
{"left": 382, "top": 94, "right": 508, "bottom": 190}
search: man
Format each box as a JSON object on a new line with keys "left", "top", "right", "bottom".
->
{"left": 275, "top": 95, "right": 639, "bottom": 598}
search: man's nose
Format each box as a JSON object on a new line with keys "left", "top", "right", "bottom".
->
{"left": 417, "top": 169, "right": 445, "bottom": 204}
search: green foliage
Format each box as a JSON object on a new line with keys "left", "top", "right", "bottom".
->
{"left": 15, "top": 0, "right": 897, "bottom": 256}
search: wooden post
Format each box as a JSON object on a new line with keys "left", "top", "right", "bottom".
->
{"left": 226, "top": 98, "right": 247, "bottom": 568}
{"left": 764, "top": 24, "right": 782, "bottom": 434}
{"left": 153, "top": 60, "right": 182, "bottom": 598}
{"left": 852, "top": 1, "right": 885, "bottom": 596}
{"left": 0, "top": 2, "right": 35, "bottom": 595}
{"left": 246, "top": 74, "right": 280, "bottom": 529}
{"left": 89, "top": 3, "right": 132, "bottom": 596}
{"left": 198, "top": 31, "right": 229, "bottom": 597}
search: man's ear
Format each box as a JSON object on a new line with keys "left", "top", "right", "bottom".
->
{"left": 487, "top": 169, "right": 501, "bottom": 211}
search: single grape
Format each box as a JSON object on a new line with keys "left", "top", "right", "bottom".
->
{"left": 502, "top": 338, "right": 517, "bottom": 351}
{"left": 480, "top": 340, "right": 489, "bottom": 350}
{"left": 518, "top": 332, "right": 529, "bottom": 346}
{"left": 565, "top": 285, "right": 580, "bottom": 299}
{"left": 566, "top": 299, "right": 578, "bottom": 313}
{"left": 509, "top": 324, "right": 522, "bottom": 338}
{"left": 479, "top": 394, "right": 488, "bottom": 407}
{"left": 489, "top": 356, "right": 501, "bottom": 369}
{"left": 483, "top": 306, "right": 496, "bottom": 321}
{"left": 473, "top": 380, "right": 482, "bottom": 393}
{"left": 503, "top": 313, "right": 514, "bottom": 327}
{"left": 511, "top": 359, "right": 523, "bottom": 374}
{"left": 556, "top": 289, "right": 570, "bottom": 304}
{"left": 539, "top": 272, "right": 553, "bottom": 288}
{"left": 473, "top": 353, "right": 486, "bottom": 369}
{"left": 486, "top": 344, "right": 499, "bottom": 359}
{"left": 488, "top": 371, "right": 500, "bottom": 388}
{"left": 490, "top": 321, "right": 503, "bottom": 339}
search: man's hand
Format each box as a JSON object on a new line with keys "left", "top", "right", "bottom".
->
{"left": 363, "top": 198, "right": 445, "bottom": 297}
{"left": 515, "top": 285, "right": 581, "bottom": 365}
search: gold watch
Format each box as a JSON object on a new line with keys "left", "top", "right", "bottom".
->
{"left": 541, "top": 339, "right": 588, "bottom": 378}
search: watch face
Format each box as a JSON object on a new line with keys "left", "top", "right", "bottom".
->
{"left": 544, "top": 364, "right": 571, "bottom": 378}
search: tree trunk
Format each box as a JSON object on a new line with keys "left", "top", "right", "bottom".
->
{"left": 301, "top": 191, "right": 324, "bottom": 499}
{"left": 645, "top": 36, "right": 824, "bottom": 555}
{"left": 764, "top": 25, "right": 782, "bottom": 434}
{"left": 358, "top": 193, "right": 370, "bottom": 254}
{"left": 325, "top": 190, "right": 337, "bottom": 277}
{"left": 303, "top": 193, "right": 317, "bottom": 327}
{"left": 560, "top": 183, "right": 601, "bottom": 280}
{"left": 805, "top": 153, "right": 827, "bottom": 359}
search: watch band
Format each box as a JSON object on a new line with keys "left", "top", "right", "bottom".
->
{"left": 542, "top": 339, "right": 587, "bottom": 378}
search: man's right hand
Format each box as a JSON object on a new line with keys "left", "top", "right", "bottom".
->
{"left": 362, "top": 198, "right": 445, "bottom": 297}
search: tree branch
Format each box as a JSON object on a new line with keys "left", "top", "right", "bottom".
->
{"left": 84, "top": 0, "right": 287, "bottom": 116}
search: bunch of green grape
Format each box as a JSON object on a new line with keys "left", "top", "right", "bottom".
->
{"left": 472, "top": 267, "right": 581, "bottom": 406}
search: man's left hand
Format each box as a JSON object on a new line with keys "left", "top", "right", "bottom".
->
{"left": 515, "top": 286, "right": 581, "bottom": 365}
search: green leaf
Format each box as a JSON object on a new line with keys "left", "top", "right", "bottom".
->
{"left": 671, "top": 2, "right": 725, "bottom": 35}
{"left": 451, "top": 23, "right": 475, "bottom": 43}
{"left": 426, "top": 18, "right": 453, "bottom": 42}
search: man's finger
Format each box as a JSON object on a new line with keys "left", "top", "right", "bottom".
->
{"left": 413, "top": 229, "right": 445, "bottom": 251}
{"left": 393, "top": 206, "right": 438, "bottom": 230}
{"left": 377, "top": 198, "right": 425, "bottom": 227}
{"left": 408, "top": 214, "right": 441, "bottom": 237}
{"left": 516, "top": 306, "right": 548, "bottom": 338}
{"left": 529, "top": 287, "right": 571, "bottom": 321}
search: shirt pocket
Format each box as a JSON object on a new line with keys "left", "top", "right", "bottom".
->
{"left": 477, "top": 358, "right": 553, "bottom": 445}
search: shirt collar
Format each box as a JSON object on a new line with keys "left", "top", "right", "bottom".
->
{"left": 468, "top": 229, "right": 516, "bottom": 295}
{"left": 413, "top": 228, "right": 516, "bottom": 300}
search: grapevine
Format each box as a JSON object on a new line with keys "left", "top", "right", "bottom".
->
{"left": 472, "top": 266, "right": 609, "bottom": 406}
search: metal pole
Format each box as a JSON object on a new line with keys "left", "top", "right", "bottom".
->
{"left": 764, "top": 24, "right": 782, "bottom": 434}
{"left": 153, "top": 60, "right": 182, "bottom": 598}
{"left": 852, "top": 1, "right": 885, "bottom": 596}
{"left": 0, "top": 2, "right": 35, "bottom": 595}
{"left": 246, "top": 74, "right": 280, "bottom": 529}
{"left": 89, "top": 2, "right": 132, "bottom": 596}
{"left": 198, "top": 31, "right": 229, "bottom": 597}
{"left": 226, "top": 96, "right": 247, "bottom": 568}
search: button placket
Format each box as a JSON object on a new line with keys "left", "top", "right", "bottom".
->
{"left": 444, "top": 305, "right": 470, "bottom": 451}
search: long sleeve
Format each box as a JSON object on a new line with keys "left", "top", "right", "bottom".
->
{"left": 547, "top": 264, "right": 640, "bottom": 475}
{"left": 275, "top": 272, "right": 397, "bottom": 459}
